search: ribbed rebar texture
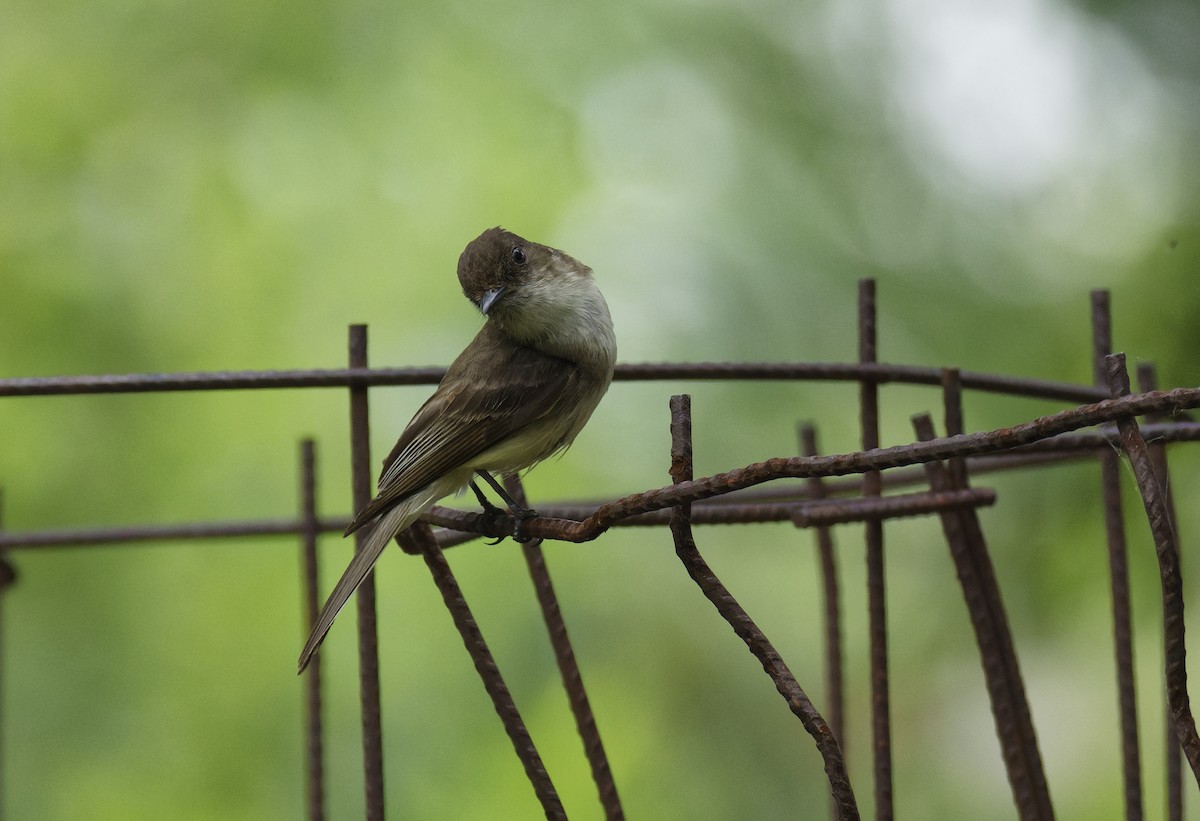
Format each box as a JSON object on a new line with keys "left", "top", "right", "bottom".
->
{"left": 914, "top": 410, "right": 1053, "bottom": 820}
{"left": 298, "top": 440, "right": 326, "bottom": 821}
{"left": 668, "top": 395, "right": 860, "bottom": 820}
{"left": 503, "top": 474, "right": 625, "bottom": 821}
{"left": 1138, "top": 363, "right": 1185, "bottom": 821}
{"left": 410, "top": 523, "right": 566, "bottom": 819}
{"left": 800, "top": 424, "right": 847, "bottom": 821}
{"left": 1104, "top": 354, "right": 1200, "bottom": 789}
{"left": 0, "top": 361, "right": 1108, "bottom": 402}
{"left": 1092, "top": 291, "right": 1144, "bottom": 821}
{"left": 858, "top": 280, "right": 892, "bottom": 821}
{"left": 4, "top": 283, "right": 1200, "bottom": 821}
{"left": 347, "top": 325, "right": 386, "bottom": 821}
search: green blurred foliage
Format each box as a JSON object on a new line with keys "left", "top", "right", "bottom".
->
{"left": 3, "top": 0, "right": 1199, "bottom": 818}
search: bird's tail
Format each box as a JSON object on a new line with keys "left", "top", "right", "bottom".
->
{"left": 297, "top": 475, "right": 461, "bottom": 673}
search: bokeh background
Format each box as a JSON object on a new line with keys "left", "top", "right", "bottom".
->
{"left": 3, "top": 0, "right": 1200, "bottom": 818}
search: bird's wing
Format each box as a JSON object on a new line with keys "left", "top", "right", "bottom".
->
{"left": 301, "top": 333, "right": 582, "bottom": 672}
{"left": 344, "top": 326, "right": 582, "bottom": 534}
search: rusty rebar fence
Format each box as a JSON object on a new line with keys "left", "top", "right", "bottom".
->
{"left": 2, "top": 283, "right": 1200, "bottom": 819}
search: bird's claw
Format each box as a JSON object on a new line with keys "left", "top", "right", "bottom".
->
{"left": 479, "top": 506, "right": 510, "bottom": 545}
{"left": 471, "top": 474, "right": 538, "bottom": 544}
{"left": 480, "top": 509, "right": 538, "bottom": 544}
{"left": 511, "top": 508, "right": 539, "bottom": 543}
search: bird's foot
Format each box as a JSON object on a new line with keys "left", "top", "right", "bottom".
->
{"left": 470, "top": 479, "right": 509, "bottom": 544}
{"left": 472, "top": 472, "right": 540, "bottom": 544}
{"left": 510, "top": 507, "right": 539, "bottom": 543}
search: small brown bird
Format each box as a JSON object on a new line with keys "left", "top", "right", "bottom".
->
{"left": 298, "top": 227, "right": 616, "bottom": 672}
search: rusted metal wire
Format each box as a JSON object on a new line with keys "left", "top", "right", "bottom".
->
{"left": 0, "top": 489, "right": 8, "bottom": 819}
{"left": 0, "top": 518, "right": 335, "bottom": 548}
{"left": 799, "top": 424, "right": 846, "bottom": 821}
{"left": 0, "top": 367, "right": 435, "bottom": 395}
{"left": 940, "top": 370, "right": 969, "bottom": 487}
{"left": 724, "top": 423, "right": 1200, "bottom": 499}
{"left": 792, "top": 488, "right": 995, "bottom": 527}
{"left": 410, "top": 522, "right": 566, "bottom": 819}
{"left": 347, "top": 325, "right": 386, "bottom": 821}
{"left": 78, "top": 399, "right": 1185, "bottom": 555}
{"left": 429, "top": 489, "right": 996, "bottom": 541}
{"left": 1104, "top": 354, "right": 1200, "bottom": 788}
{"left": 5, "top": 283, "right": 1200, "bottom": 821}
{"left": 1092, "top": 291, "right": 1144, "bottom": 821}
{"left": 916, "top": 399, "right": 1054, "bottom": 819}
{"left": 452, "top": 386, "right": 1200, "bottom": 545}
{"left": 1007, "top": 423, "right": 1200, "bottom": 453}
{"left": 1138, "top": 363, "right": 1185, "bottom": 821}
{"left": 298, "top": 440, "right": 326, "bottom": 821}
{"left": 668, "top": 395, "right": 860, "bottom": 819}
{"left": 539, "top": 420, "right": 1200, "bottom": 510}
{"left": 858, "top": 280, "right": 892, "bottom": 821}
{"left": 618, "top": 362, "right": 1109, "bottom": 403}
{"left": 503, "top": 475, "right": 625, "bottom": 821}
{"left": 2, "top": 418, "right": 1197, "bottom": 554}
{"left": 0, "top": 553, "right": 13, "bottom": 590}
{"left": 0, "top": 362, "right": 1108, "bottom": 403}
{"left": 648, "top": 421, "right": 1200, "bottom": 508}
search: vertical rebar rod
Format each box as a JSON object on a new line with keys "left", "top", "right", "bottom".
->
{"left": 858, "top": 279, "right": 892, "bottom": 821}
{"left": 298, "top": 440, "right": 326, "bottom": 821}
{"left": 1137, "top": 363, "right": 1184, "bottom": 821}
{"left": 940, "top": 370, "right": 968, "bottom": 489}
{"left": 348, "top": 325, "right": 386, "bottom": 820}
{"left": 1104, "top": 354, "right": 1200, "bottom": 787}
{"left": 1091, "top": 291, "right": 1144, "bottom": 821}
{"left": 503, "top": 475, "right": 625, "bottom": 821}
{"left": 927, "top": 372, "right": 1055, "bottom": 818}
{"left": 799, "top": 425, "right": 846, "bottom": 767}
{"left": 409, "top": 522, "right": 567, "bottom": 820}
{"left": 668, "top": 395, "right": 860, "bottom": 820}
{"left": 0, "top": 489, "right": 7, "bottom": 820}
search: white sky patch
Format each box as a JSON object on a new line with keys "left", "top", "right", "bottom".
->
{"left": 885, "top": 0, "right": 1091, "bottom": 196}
{"left": 880, "top": 0, "right": 1179, "bottom": 290}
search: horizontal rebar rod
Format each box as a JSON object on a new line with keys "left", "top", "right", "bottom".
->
{"left": 421, "top": 386, "right": 1200, "bottom": 545}
{"left": 0, "top": 518, "right": 319, "bottom": 548}
{"left": 792, "top": 488, "right": 994, "bottom": 527}
{"left": 529, "top": 384, "right": 1200, "bottom": 544}
{"left": 3, "top": 411, "right": 1197, "bottom": 551}
{"left": 0, "top": 492, "right": 991, "bottom": 549}
{"left": 0, "top": 361, "right": 1108, "bottom": 403}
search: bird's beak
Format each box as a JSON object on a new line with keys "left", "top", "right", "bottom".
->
{"left": 478, "top": 286, "right": 505, "bottom": 315}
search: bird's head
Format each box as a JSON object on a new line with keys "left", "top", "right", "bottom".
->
{"left": 457, "top": 227, "right": 552, "bottom": 318}
{"left": 456, "top": 226, "right": 616, "bottom": 368}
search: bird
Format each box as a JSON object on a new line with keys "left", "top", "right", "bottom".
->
{"left": 298, "top": 227, "right": 617, "bottom": 672}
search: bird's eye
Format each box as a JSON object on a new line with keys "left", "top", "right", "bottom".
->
{"left": 511, "top": 247, "right": 527, "bottom": 264}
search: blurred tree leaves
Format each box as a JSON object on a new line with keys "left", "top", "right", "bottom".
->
{"left": 3, "top": 0, "right": 1199, "bottom": 818}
